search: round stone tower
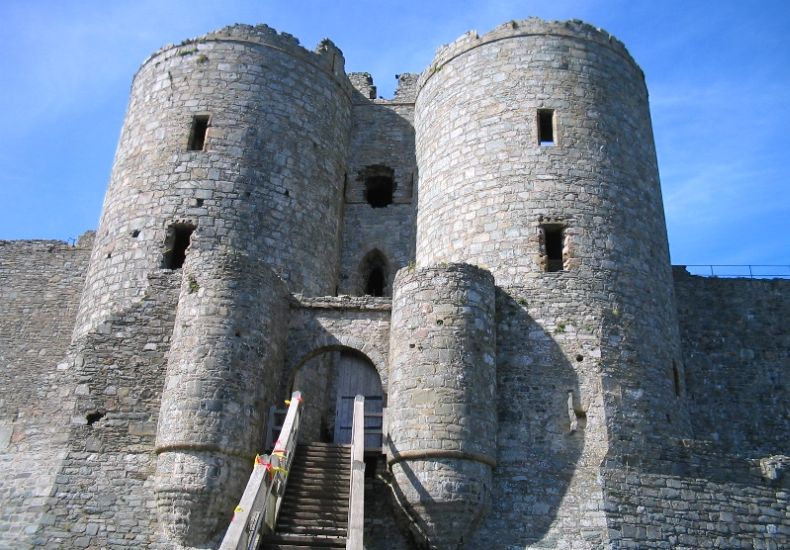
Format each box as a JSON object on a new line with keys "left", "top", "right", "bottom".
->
{"left": 69, "top": 24, "right": 353, "bottom": 546}
{"left": 394, "top": 18, "right": 693, "bottom": 546}
{"left": 73, "top": 24, "right": 352, "bottom": 340}
{"left": 388, "top": 264, "right": 496, "bottom": 548}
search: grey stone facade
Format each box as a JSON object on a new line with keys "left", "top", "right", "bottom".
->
{"left": 0, "top": 17, "right": 787, "bottom": 550}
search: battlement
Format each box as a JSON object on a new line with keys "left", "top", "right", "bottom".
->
{"left": 138, "top": 23, "right": 349, "bottom": 91}
{"left": 417, "top": 17, "right": 639, "bottom": 94}
{"left": 348, "top": 71, "right": 419, "bottom": 103}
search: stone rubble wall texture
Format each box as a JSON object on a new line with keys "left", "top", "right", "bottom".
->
{"left": 338, "top": 76, "right": 417, "bottom": 296}
{"left": 154, "top": 249, "right": 290, "bottom": 547}
{"left": 35, "top": 269, "right": 181, "bottom": 549}
{"left": 673, "top": 270, "right": 789, "bottom": 454}
{"left": 0, "top": 239, "right": 91, "bottom": 545}
{"left": 388, "top": 264, "right": 497, "bottom": 547}
{"left": 0, "top": 16, "right": 787, "bottom": 550}
{"left": 73, "top": 24, "right": 352, "bottom": 340}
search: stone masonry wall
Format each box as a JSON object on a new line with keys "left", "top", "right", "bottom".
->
{"left": 154, "top": 250, "right": 290, "bottom": 547}
{"left": 673, "top": 270, "right": 789, "bottom": 455}
{"left": 75, "top": 24, "right": 352, "bottom": 339}
{"left": 602, "top": 445, "right": 788, "bottom": 549}
{"left": 388, "top": 264, "right": 497, "bottom": 548}
{"left": 0, "top": 237, "right": 91, "bottom": 547}
{"left": 339, "top": 76, "right": 417, "bottom": 296}
{"left": 413, "top": 18, "right": 690, "bottom": 549}
{"left": 34, "top": 270, "right": 181, "bottom": 549}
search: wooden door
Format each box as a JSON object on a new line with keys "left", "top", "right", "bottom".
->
{"left": 333, "top": 352, "right": 383, "bottom": 450}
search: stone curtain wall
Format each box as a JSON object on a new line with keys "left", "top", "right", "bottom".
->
{"left": 39, "top": 271, "right": 181, "bottom": 549}
{"left": 602, "top": 457, "right": 788, "bottom": 549}
{"left": 0, "top": 238, "right": 90, "bottom": 547}
{"left": 674, "top": 270, "right": 789, "bottom": 454}
{"left": 597, "top": 274, "right": 789, "bottom": 549}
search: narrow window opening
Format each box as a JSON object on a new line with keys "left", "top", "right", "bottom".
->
{"left": 188, "top": 115, "right": 210, "bottom": 151}
{"left": 543, "top": 225, "right": 564, "bottom": 272}
{"left": 538, "top": 109, "right": 555, "bottom": 145}
{"left": 365, "top": 176, "right": 394, "bottom": 208}
{"left": 366, "top": 266, "right": 385, "bottom": 296}
{"left": 162, "top": 223, "right": 195, "bottom": 269}
{"left": 672, "top": 361, "right": 681, "bottom": 397}
{"left": 359, "top": 249, "right": 389, "bottom": 297}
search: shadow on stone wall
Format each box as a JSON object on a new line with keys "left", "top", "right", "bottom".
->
{"left": 470, "top": 288, "right": 588, "bottom": 547}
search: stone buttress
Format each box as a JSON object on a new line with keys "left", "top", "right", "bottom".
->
{"left": 388, "top": 264, "right": 496, "bottom": 547}
{"left": 154, "top": 249, "right": 289, "bottom": 546}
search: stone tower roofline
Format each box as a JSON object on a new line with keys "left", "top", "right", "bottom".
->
{"left": 416, "top": 17, "right": 643, "bottom": 95}
{"left": 136, "top": 23, "right": 352, "bottom": 95}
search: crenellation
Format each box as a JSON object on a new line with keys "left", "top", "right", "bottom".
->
{"left": 0, "top": 16, "right": 787, "bottom": 550}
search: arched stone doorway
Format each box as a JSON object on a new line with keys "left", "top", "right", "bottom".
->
{"left": 290, "top": 347, "right": 384, "bottom": 451}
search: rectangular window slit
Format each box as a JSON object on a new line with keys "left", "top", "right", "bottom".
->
{"left": 538, "top": 109, "right": 555, "bottom": 145}
{"left": 188, "top": 115, "right": 210, "bottom": 151}
{"left": 543, "top": 224, "right": 564, "bottom": 272}
{"left": 162, "top": 223, "right": 195, "bottom": 269}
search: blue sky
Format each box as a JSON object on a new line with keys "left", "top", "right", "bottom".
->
{"left": 1, "top": 0, "right": 788, "bottom": 269}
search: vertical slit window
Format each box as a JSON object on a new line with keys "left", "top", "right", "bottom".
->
{"left": 672, "top": 361, "right": 681, "bottom": 397}
{"left": 162, "top": 223, "right": 195, "bottom": 269}
{"left": 188, "top": 115, "right": 210, "bottom": 151}
{"left": 543, "top": 225, "right": 564, "bottom": 272}
{"left": 538, "top": 109, "right": 555, "bottom": 146}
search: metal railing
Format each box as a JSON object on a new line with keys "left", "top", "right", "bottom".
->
{"left": 220, "top": 391, "right": 303, "bottom": 550}
{"left": 346, "top": 395, "right": 365, "bottom": 550}
{"left": 679, "top": 265, "right": 790, "bottom": 279}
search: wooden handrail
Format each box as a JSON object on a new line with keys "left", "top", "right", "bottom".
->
{"left": 220, "top": 391, "right": 303, "bottom": 550}
{"left": 346, "top": 395, "right": 365, "bottom": 550}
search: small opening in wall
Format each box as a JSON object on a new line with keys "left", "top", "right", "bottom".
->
{"left": 162, "top": 223, "right": 195, "bottom": 269}
{"left": 359, "top": 249, "right": 389, "bottom": 297}
{"left": 576, "top": 354, "right": 583, "bottom": 362}
{"left": 195, "top": 198, "right": 204, "bottom": 207}
{"left": 188, "top": 115, "right": 210, "bottom": 151}
{"left": 543, "top": 224, "right": 564, "bottom": 272}
{"left": 366, "top": 266, "right": 385, "bottom": 296}
{"left": 131, "top": 230, "right": 140, "bottom": 238}
{"left": 672, "top": 361, "right": 681, "bottom": 397}
{"left": 86, "top": 411, "right": 105, "bottom": 426}
{"left": 538, "top": 109, "right": 555, "bottom": 145}
{"left": 365, "top": 176, "right": 394, "bottom": 208}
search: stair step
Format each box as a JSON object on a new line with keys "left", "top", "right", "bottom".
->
{"left": 285, "top": 488, "right": 347, "bottom": 496}
{"left": 261, "top": 442, "right": 354, "bottom": 548}
{"left": 278, "top": 510, "right": 348, "bottom": 522}
{"left": 276, "top": 525, "right": 346, "bottom": 537}
{"left": 278, "top": 517, "right": 348, "bottom": 529}
{"left": 290, "top": 469, "right": 348, "bottom": 477}
{"left": 280, "top": 495, "right": 348, "bottom": 505}
{"left": 261, "top": 534, "right": 346, "bottom": 547}
{"left": 280, "top": 505, "right": 348, "bottom": 515}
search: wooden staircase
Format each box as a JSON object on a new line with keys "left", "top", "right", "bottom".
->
{"left": 260, "top": 442, "right": 351, "bottom": 550}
